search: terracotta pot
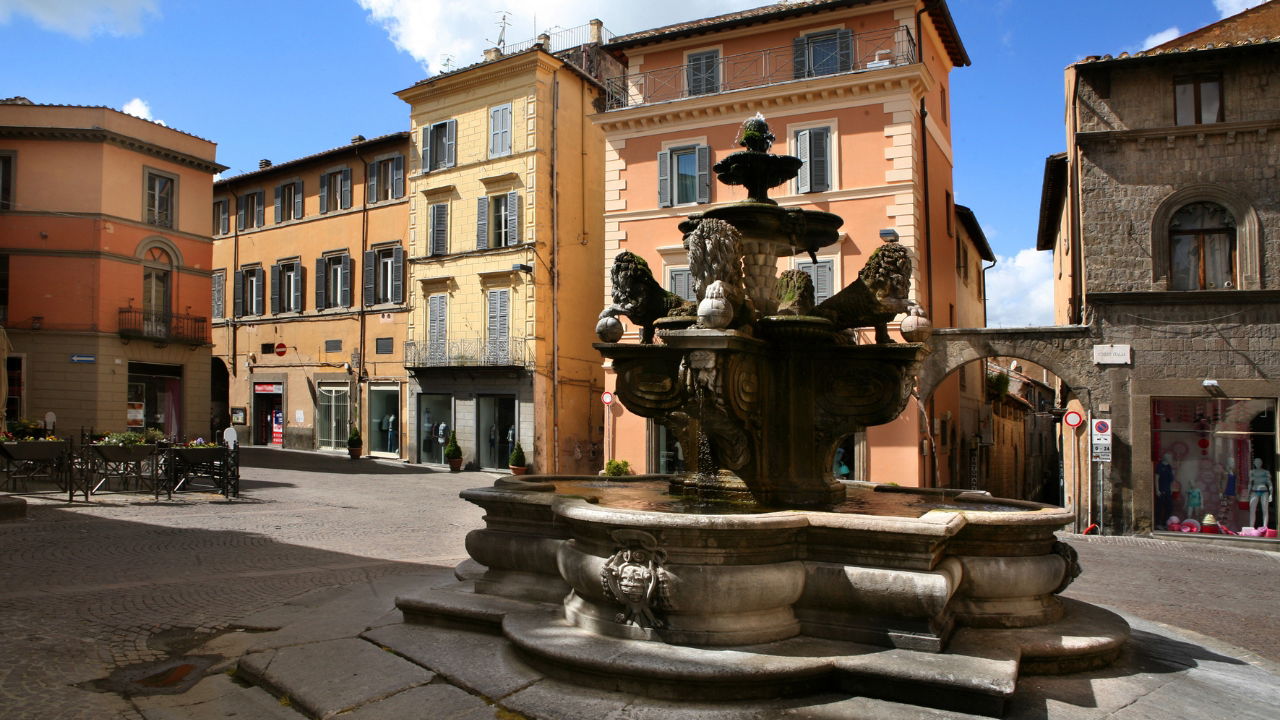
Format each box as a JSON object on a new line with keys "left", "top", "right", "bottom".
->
{"left": 510, "top": 466, "right": 528, "bottom": 476}
{"left": 348, "top": 445, "right": 362, "bottom": 459}
{"left": 448, "top": 457, "right": 463, "bottom": 472}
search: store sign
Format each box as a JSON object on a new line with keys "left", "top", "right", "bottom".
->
{"left": 254, "top": 383, "right": 283, "bottom": 394}
{"left": 1092, "top": 344, "right": 1131, "bottom": 365}
{"left": 1091, "top": 418, "right": 1112, "bottom": 463}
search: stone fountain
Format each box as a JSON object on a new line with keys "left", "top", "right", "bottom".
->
{"left": 396, "top": 115, "right": 1128, "bottom": 716}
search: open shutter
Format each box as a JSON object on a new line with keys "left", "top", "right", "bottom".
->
{"left": 319, "top": 173, "right": 329, "bottom": 213}
{"left": 392, "top": 156, "right": 404, "bottom": 198}
{"left": 421, "top": 126, "right": 431, "bottom": 171}
{"left": 445, "top": 120, "right": 457, "bottom": 167}
{"left": 505, "top": 191, "right": 520, "bottom": 246}
{"left": 366, "top": 162, "right": 378, "bottom": 204}
{"left": 489, "top": 107, "right": 501, "bottom": 157}
{"left": 253, "top": 269, "right": 265, "bottom": 315}
{"left": 254, "top": 192, "right": 264, "bottom": 228}
{"left": 837, "top": 29, "right": 853, "bottom": 72}
{"left": 793, "top": 37, "right": 808, "bottom": 78}
{"left": 362, "top": 250, "right": 376, "bottom": 306}
{"left": 657, "top": 150, "right": 671, "bottom": 207}
{"left": 696, "top": 146, "right": 711, "bottom": 204}
{"left": 391, "top": 247, "right": 404, "bottom": 303}
{"left": 274, "top": 185, "right": 283, "bottom": 223}
{"left": 810, "top": 128, "right": 830, "bottom": 193}
{"left": 315, "top": 258, "right": 327, "bottom": 309}
{"left": 340, "top": 169, "right": 352, "bottom": 209}
{"left": 236, "top": 197, "right": 245, "bottom": 230}
{"left": 796, "top": 129, "right": 811, "bottom": 193}
{"left": 815, "top": 261, "right": 833, "bottom": 303}
{"left": 293, "top": 265, "right": 304, "bottom": 312}
{"left": 476, "top": 197, "right": 489, "bottom": 250}
{"left": 294, "top": 181, "right": 304, "bottom": 218}
{"left": 340, "top": 255, "right": 353, "bottom": 307}
{"left": 431, "top": 203, "right": 448, "bottom": 255}
{"left": 270, "top": 264, "right": 281, "bottom": 314}
{"left": 233, "top": 271, "right": 244, "bottom": 317}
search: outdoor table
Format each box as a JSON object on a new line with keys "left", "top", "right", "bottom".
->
{"left": 85, "top": 444, "right": 159, "bottom": 496}
{"left": 163, "top": 446, "right": 239, "bottom": 500}
{"left": 0, "top": 440, "right": 72, "bottom": 500}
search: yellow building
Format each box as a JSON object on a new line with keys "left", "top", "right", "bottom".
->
{"left": 395, "top": 33, "right": 610, "bottom": 472}
{"left": 211, "top": 133, "right": 412, "bottom": 456}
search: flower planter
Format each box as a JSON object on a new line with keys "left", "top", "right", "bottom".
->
{"left": 509, "top": 466, "right": 529, "bottom": 476}
{"left": 91, "top": 444, "right": 156, "bottom": 463}
{"left": 448, "top": 458, "right": 464, "bottom": 472}
{"left": 348, "top": 445, "right": 363, "bottom": 460}
{"left": 1, "top": 441, "right": 67, "bottom": 461}
{"left": 170, "top": 447, "right": 226, "bottom": 463}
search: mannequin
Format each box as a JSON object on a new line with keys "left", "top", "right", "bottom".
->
{"left": 1248, "top": 458, "right": 1273, "bottom": 529}
{"left": 1185, "top": 480, "right": 1203, "bottom": 521}
{"left": 1155, "top": 453, "right": 1175, "bottom": 528}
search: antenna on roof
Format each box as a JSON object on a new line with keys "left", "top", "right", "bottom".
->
{"left": 440, "top": 54, "right": 455, "bottom": 71}
{"left": 488, "top": 10, "right": 511, "bottom": 51}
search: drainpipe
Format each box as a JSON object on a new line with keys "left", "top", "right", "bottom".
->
{"left": 226, "top": 187, "right": 241, "bottom": 379}
{"left": 353, "top": 144, "right": 371, "bottom": 447}
{"left": 1068, "top": 71, "right": 1084, "bottom": 325}
{"left": 981, "top": 257, "right": 996, "bottom": 327}
{"left": 550, "top": 65, "right": 562, "bottom": 473}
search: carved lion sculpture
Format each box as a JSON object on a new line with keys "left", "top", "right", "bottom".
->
{"left": 686, "top": 218, "right": 753, "bottom": 326}
{"left": 775, "top": 269, "right": 816, "bottom": 316}
{"left": 598, "top": 250, "right": 693, "bottom": 344}
{"left": 813, "top": 238, "right": 913, "bottom": 343}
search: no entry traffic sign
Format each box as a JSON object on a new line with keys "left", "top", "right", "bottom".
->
{"left": 275, "top": 342, "right": 287, "bottom": 357}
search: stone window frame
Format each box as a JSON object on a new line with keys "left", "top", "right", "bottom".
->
{"left": 1150, "top": 185, "right": 1260, "bottom": 291}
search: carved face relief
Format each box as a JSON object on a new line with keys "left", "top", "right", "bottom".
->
{"left": 599, "top": 530, "right": 672, "bottom": 629}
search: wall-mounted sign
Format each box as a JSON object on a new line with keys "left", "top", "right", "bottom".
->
{"left": 601, "top": 391, "right": 615, "bottom": 406}
{"left": 70, "top": 354, "right": 96, "bottom": 364}
{"left": 1092, "top": 344, "right": 1132, "bottom": 365}
{"left": 1091, "top": 418, "right": 1112, "bottom": 463}
{"left": 253, "top": 383, "right": 283, "bottom": 394}
{"left": 275, "top": 343, "right": 287, "bottom": 357}
{"left": 230, "top": 407, "right": 247, "bottom": 425}
{"left": 1063, "top": 410, "right": 1084, "bottom": 428}
{"left": 126, "top": 402, "right": 145, "bottom": 428}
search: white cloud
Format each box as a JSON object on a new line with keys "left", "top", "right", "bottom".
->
{"left": 1141, "top": 26, "right": 1180, "bottom": 49}
{"left": 0, "top": 0, "right": 157, "bottom": 38}
{"left": 984, "top": 248, "right": 1054, "bottom": 328}
{"left": 355, "top": 0, "right": 741, "bottom": 73}
{"left": 1214, "top": 0, "right": 1266, "bottom": 19}
{"left": 121, "top": 97, "right": 164, "bottom": 125}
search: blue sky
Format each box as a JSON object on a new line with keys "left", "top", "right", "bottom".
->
{"left": 1, "top": 0, "right": 1265, "bottom": 325}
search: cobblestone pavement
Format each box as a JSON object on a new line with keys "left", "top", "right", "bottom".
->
{"left": 2, "top": 451, "right": 1278, "bottom": 719}
{"left": 0, "top": 449, "right": 486, "bottom": 720}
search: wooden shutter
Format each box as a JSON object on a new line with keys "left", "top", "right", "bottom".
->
{"left": 392, "top": 156, "right": 404, "bottom": 198}
{"left": 293, "top": 181, "right": 304, "bottom": 218}
{"left": 476, "top": 197, "right": 489, "bottom": 250}
{"left": 422, "top": 126, "right": 431, "bottom": 170}
{"left": 340, "top": 255, "right": 353, "bottom": 307}
{"left": 796, "top": 129, "right": 811, "bottom": 193}
{"left": 696, "top": 146, "right": 711, "bottom": 204}
{"left": 670, "top": 269, "right": 692, "bottom": 301}
{"left": 319, "top": 173, "right": 329, "bottom": 213}
{"left": 488, "top": 289, "right": 509, "bottom": 360}
{"left": 274, "top": 185, "right": 283, "bottom": 223}
{"left": 810, "top": 128, "right": 830, "bottom": 193}
{"left": 315, "top": 258, "right": 327, "bottom": 309}
{"left": 366, "top": 162, "right": 378, "bottom": 204}
{"left": 270, "top": 264, "right": 281, "bottom": 314}
{"left": 212, "top": 273, "right": 224, "bottom": 318}
{"left": 490, "top": 106, "right": 501, "bottom": 157}
{"left": 445, "top": 120, "right": 457, "bottom": 167}
{"left": 505, "top": 191, "right": 520, "bottom": 246}
{"left": 814, "top": 260, "right": 833, "bottom": 303}
{"left": 254, "top": 192, "right": 265, "bottom": 228}
{"left": 362, "top": 250, "right": 376, "bottom": 306}
{"left": 837, "top": 29, "right": 853, "bottom": 72}
{"left": 391, "top": 247, "right": 404, "bottom": 303}
{"left": 233, "top": 271, "right": 244, "bottom": 317}
{"left": 428, "top": 295, "right": 446, "bottom": 358}
{"left": 253, "top": 269, "right": 265, "bottom": 314}
{"left": 793, "top": 37, "right": 808, "bottom": 78}
{"left": 340, "top": 169, "right": 352, "bottom": 209}
{"left": 236, "top": 197, "right": 245, "bottom": 230}
{"left": 657, "top": 150, "right": 671, "bottom": 207}
{"left": 431, "top": 203, "right": 448, "bottom": 255}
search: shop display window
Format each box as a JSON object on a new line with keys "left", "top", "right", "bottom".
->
{"left": 1152, "top": 398, "right": 1276, "bottom": 538}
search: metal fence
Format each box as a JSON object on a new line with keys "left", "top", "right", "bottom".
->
{"left": 405, "top": 338, "right": 534, "bottom": 370}
{"left": 117, "top": 308, "right": 209, "bottom": 345}
{"left": 500, "top": 21, "right": 615, "bottom": 56}
{"left": 605, "top": 25, "right": 916, "bottom": 110}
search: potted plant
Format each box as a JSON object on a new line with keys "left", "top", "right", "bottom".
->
{"left": 604, "top": 459, "right": 632, "bottom": 476}
{"left": 444, "top": 430, "right": 463, "bottom": 472}
{"left": 508, "top": 442, "right": 528, "bottom": 476}
{"left": 91, "top": 431, "right": 156, "bottom": 463}
{"left": 347, "top": 426, "right": 363, "bottom": 460}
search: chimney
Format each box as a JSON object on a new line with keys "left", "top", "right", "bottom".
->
{"left": 351, "top": 134, "right": 366, "bottom": 144}
{"left": 589, "top": 19, "right": 603, "bottom": 44}
{"left": 537, "top": 33, "right": 550, "bottom": 48}
{"left": 259, "top": 159, "right": 272, "bottom": 169}
{"left": 483, "top": 47, "right": 502, "bottom": 61}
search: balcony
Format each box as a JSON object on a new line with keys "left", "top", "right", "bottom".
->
{"left": 604, "top": 26, "right": 916, "bottom": 110}
{"left": 405, "top": 338, "right": 534, "bottom": 371}
{"left": 118, "top": 308, "right": 209, "bottom": 345}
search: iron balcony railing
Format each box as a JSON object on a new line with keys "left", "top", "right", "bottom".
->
{"left": 118, "top": 308, "right": 209, "bottom": 345}
{"left": 604, "top": 25, "right": 916, "bottom": 110}
{"left": 499, "top": 21, "right": 615, "bottom": 56}
{"left": 404, "top": 338, "right": 534, "bottom": 370}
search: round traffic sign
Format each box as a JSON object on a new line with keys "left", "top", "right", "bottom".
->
{"left": 1063, "top": 410, "right": 1083, "bottom": 428}
{"left": 1093, "top": 420, "right": 1110, "bottom": 434}
{"left": 274, "top": 342, "right": 287, "bottom": 357}
{"left": 601, "top": 391, "right": 615, "bottom": 406}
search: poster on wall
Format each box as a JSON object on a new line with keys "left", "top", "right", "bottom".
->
{"left": 126, "top": 402, "right": 145, "bottom": 428}
{"left": 230, "top": 407, "right": 247, "bottom": 425}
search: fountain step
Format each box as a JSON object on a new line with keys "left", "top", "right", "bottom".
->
{"left": 396, "top": 580, "right": 563, "bottom": 633}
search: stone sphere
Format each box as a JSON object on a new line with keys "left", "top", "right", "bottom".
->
{"left": 697, "top": 282, "right": 734, "bottom": 329}
{"left": 900, "top": 312, "right": 933, "bottom": 342}
{"left": 596, "top": 316, "right": 625, "bottom": 342}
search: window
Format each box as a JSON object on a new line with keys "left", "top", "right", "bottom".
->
{"left": 237, "top": 191, "right": 265, "bottom": 230}
{"left": 233, "top": 266, "right": 265, "bottom": 316}
{"left": 427, "top": 295, "right": 447, "bottom": 363}
{"left": 430, "top": 202, "right": 449, "bottom": 255}
{"left": 476, "top": 192, "right": 521, "bottom": 249}
{"left": 669, "top": 268, "right": 694, "bottom": 301}
{"left": 1175, "top": 74, "right": 1223, "bottom": 126}
{"left": 0, "top": 254, "right": 8, "bottom": 323}
{"left": 793, "top": 29, "right": 852, "bottom": 78}
{"left": 271, "top": 260, "right": 303, "bottom": 313}
{"left": 1, "top": 153, "right": 14, "bottom": 210}
{"left": 274, "top": 180, "right": 303, "bottom": 222}
{"left": 657, "top": 145, "right": 710, "bottom": 207}
{"left": 145, "top": 170, "right": 176, "bottom": 227}
{"left": 489, "top": 104, "right": 512, "bottom": 158}
{"left": 945, "top": 190, "right": 954, "bottom": 236}
{"left": 367, "top": 155, "right": 405, "bottom": 203}
{"left": 320, "top": 168, "right": 352, "bottom": 213}
{"left": 687, "top": 50, "right": 719, "bottom": 95}
{"left": 794, "top": 127, "right": 831, "bottom": 193}
{"left": 486, "top": 289, "right": 510, "bottom": 363}
{"left": 212, "top": 199, "right": 229, "bottom": 235}
{"left": 211, "top": 271, "right": 225, "bottom": 319}
{"left": 375, "top": 337, "right": 394, "bottom": 355}
{"left": 6, "top": 356, "right": 23, "bottom": 421}
{"left": 324, "top": 339, "right": 342, "bottom": 353}
{"left": 364, "top": 245, "right": 404, "bottom": 305}
{"left": 797, "top": 259, "right": 834, "bottom": 303}
{"left": 423, "top": 120, "right": 457, "bottom": 172}
{"left": 1169, "top": 201, "right": 1236, "bottom": 290}
{"left": 315, "top": 254, "right": 352, "bottom": 309}
{"left": 142, "top": 247, "right": 171, "bottom": 336}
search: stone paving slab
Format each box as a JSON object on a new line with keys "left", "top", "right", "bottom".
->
{"left": 238, "top": 637, "right": 434, "bottom": 719}
{"left": 133, "top": 673, "right": 300, "bottom": 720}
{"left": 338, "top": 683, "right": 497, "bottom": 720}
{"left": 362, "top": 622, "right": 544, "bottom": 700}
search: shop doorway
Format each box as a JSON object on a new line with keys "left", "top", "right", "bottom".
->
{"left": 418, "top": 393, "right": 452, "bottom": 464}
{"left": 477, "top": 395, "right": 516, "bottom": 469}
{"left": 316, "top": 385, "right": 350, "bottom": 451}
{"left": 253, "top": 382, "right": 283, "bottom": 445}
{"left": 127, "top": 362, "right": 183, "bottom": 437}
{"left": 369, "top": 385, "right": 401, "bottom": 456}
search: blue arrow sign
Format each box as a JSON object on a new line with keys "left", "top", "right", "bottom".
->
{"left": 70, "top": 354, "right": 96, "bottom": 363}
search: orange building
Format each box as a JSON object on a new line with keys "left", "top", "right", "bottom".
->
{"left": 0, "top": 98, "right": 223, "bottom": 438}
{"left": 211, "top": 134, "right": 412, "bottom": 456}
{"left": 595, "top": 0, "right": 979, "bottom": 487}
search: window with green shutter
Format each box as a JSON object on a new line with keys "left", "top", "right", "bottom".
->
{"left": 430, "top": 203, "right": 448, "bottom": 255}
{"left": 795, "top": 127, "right": 831, "bottom": 194}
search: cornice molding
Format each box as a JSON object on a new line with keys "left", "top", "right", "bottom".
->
{"left": 4, "top": 208, "right": 214, "bottom": 245}
{"left": 400, "top": 56, "right": 544, "bottom": 105}
{"left": 1076, "top": 119, "right": 1276, "bottom": 147}
{"left": 0, "top": 125, "right": 227, "bottom": 174}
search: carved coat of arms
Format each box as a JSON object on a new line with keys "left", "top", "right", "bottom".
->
{"left": 600, "top": 529, "right": 673, "bottom": 629}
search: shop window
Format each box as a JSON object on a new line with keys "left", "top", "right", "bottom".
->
{"left": 316, "top": 385, "right": 349, "bottom": 451}
{"left": 650, "top": 420, "right": 685, "bottom": 474}
{"left": 477, "top": 394, "right": 516, "bottom": 469}
{"left": 319, "top": 168, "right": 352, "bottom": 213}
{"left": 1152, "top": 398, "right": 1276, "bottom": 537}
{"left": 418, "top": 393, "right": 452, "bottom": 464}
{"left": 274, "top": 180, "right": 303, "bottom": 222}
{"left": 1175, "top": 74, "right": 1222, "bottom": 126}
{"left": 6, "top": 355, "right": 24, "bottom": 420}
{"left": 1169, "top": 201, "right": 1236, "bottom": 290}
{"left": 127, "top": 362, "right": 183, "bottom": 437}
{"left": 369, "top": 385, "right": 400, "bottom": 455}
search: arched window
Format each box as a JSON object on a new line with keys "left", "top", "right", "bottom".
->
{"left": 1168, "top": 201, "right": 1235, "bottom": 290}
{"left": 142, "top": 247, "right": 172, "bottom": 334}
